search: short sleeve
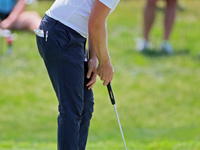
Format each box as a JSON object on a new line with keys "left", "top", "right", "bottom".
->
{"left": 99, "top": 0, "right": 117, "bottom": 9}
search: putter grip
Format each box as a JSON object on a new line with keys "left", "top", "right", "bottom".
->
{"left": 107, "top": 83, "right": 116, "bottom": 105}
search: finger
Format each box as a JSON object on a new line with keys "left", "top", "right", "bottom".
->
{"left": 87, "top": 77, "right": 96, "bottom": 90}
{"left": 97, "top": 68, "right": 101, "bottom": 77}
{"left": 86, "top": 71, "right": 97, "bottom": 88}
{"left": 86, "top": 75, "right": 96, "bottom": 87}
{"left": 99, "top": 71, "right": 104, "bottom": 81}
{"left": 87, "top": 82, "right": 95, "bottom": 90}
{"left": 87, "top": 67, "right": 93, "bottom": 79}
{"left": 103, "top": 80, "right": 109, "bottom": 86}
{"left": 106, "top": 74, "right": 113, "bottom": 85}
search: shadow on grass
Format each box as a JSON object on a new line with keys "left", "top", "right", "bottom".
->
{"left": 157, "top": 5, "right": 186, "bottom": 12}
{"left": 141, "top": 49, "right": 190, "bottom": 57}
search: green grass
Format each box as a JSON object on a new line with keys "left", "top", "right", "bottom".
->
{"left": 0, "top": 0, "right": 200, "bottom": 149}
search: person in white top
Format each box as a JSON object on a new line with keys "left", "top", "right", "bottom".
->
{"left": 35, "top": 0, "right": 120, "bottom": 149}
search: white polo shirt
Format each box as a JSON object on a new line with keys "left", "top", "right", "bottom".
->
{"left": 46, "top": 0, "right": 120, "bottom": 38}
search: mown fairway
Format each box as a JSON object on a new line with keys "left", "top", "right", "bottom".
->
{"left": 0, "top": 0, "right": 200, "bottom": 149}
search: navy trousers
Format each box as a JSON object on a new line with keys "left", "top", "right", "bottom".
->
{"left": 36, "top": 15, "right": 94, "bottom": 150}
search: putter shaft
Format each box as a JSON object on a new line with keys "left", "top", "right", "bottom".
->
{"left": 113, "top": 104, "right": 128, "bottom": 150}
{"left": 107, "top": 83, "right": 128, "bottom": 150}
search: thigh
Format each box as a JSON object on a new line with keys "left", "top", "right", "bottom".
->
{"left": 37, "top": 15, "right": 87, "bottom": 113}
{"left": 12, "top": 11, "right": 41, "bottom": 30}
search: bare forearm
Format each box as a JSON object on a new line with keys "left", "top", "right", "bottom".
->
{"left": 88, "top": 37, "right": 98, "bottom": 62}
{"left": 89, "top": 21, "right": 110, "bottom": 64}
{"left": 88, "top": 22, "right": 110, "bottom": 65}
{"left": 88, "top": 0, "right": 114, "bottom": 85}
{"left": 6, "top": 0, "right": 26, "bottom": 23}
{"left": 88, "top": 0, "right": 111, "bottom": 65}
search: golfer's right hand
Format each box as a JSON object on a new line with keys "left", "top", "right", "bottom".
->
{"left": 97, "top": 61, "right": 114, "bottom": 86}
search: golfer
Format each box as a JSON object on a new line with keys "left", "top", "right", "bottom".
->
{"left": 35, "top": 0, "right": 119, "bottom": 149}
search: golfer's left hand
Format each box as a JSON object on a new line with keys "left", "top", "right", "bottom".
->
{"left": 86, "top": 58, "right": 97, "bottom": 90}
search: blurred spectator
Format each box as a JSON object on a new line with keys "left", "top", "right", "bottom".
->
{"left": 137, "top": 0, "right": 177, "bottom": 54}
{"left": 0, "top": 0, "right": 41, "bottom": 32}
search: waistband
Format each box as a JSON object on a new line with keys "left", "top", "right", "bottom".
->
{"left": 43, "top": 14, "right": 85, "bottom": 40}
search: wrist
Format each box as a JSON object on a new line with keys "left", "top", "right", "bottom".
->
{"left": 99, "top": 56, "right": 111, "bottom": 66}
{"left": 88, "top": 57, "right": 98, "bottom": 66}
{"left": 89, "top": 56, "right": 97, "bottom": 60}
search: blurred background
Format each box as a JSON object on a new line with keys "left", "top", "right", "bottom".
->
{"left": 0, "top": 0, "right": 200, "bottom": 149}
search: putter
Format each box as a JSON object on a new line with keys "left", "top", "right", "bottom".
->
{"left": 107, "top": 83, "right": 128, "bottom": 150}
